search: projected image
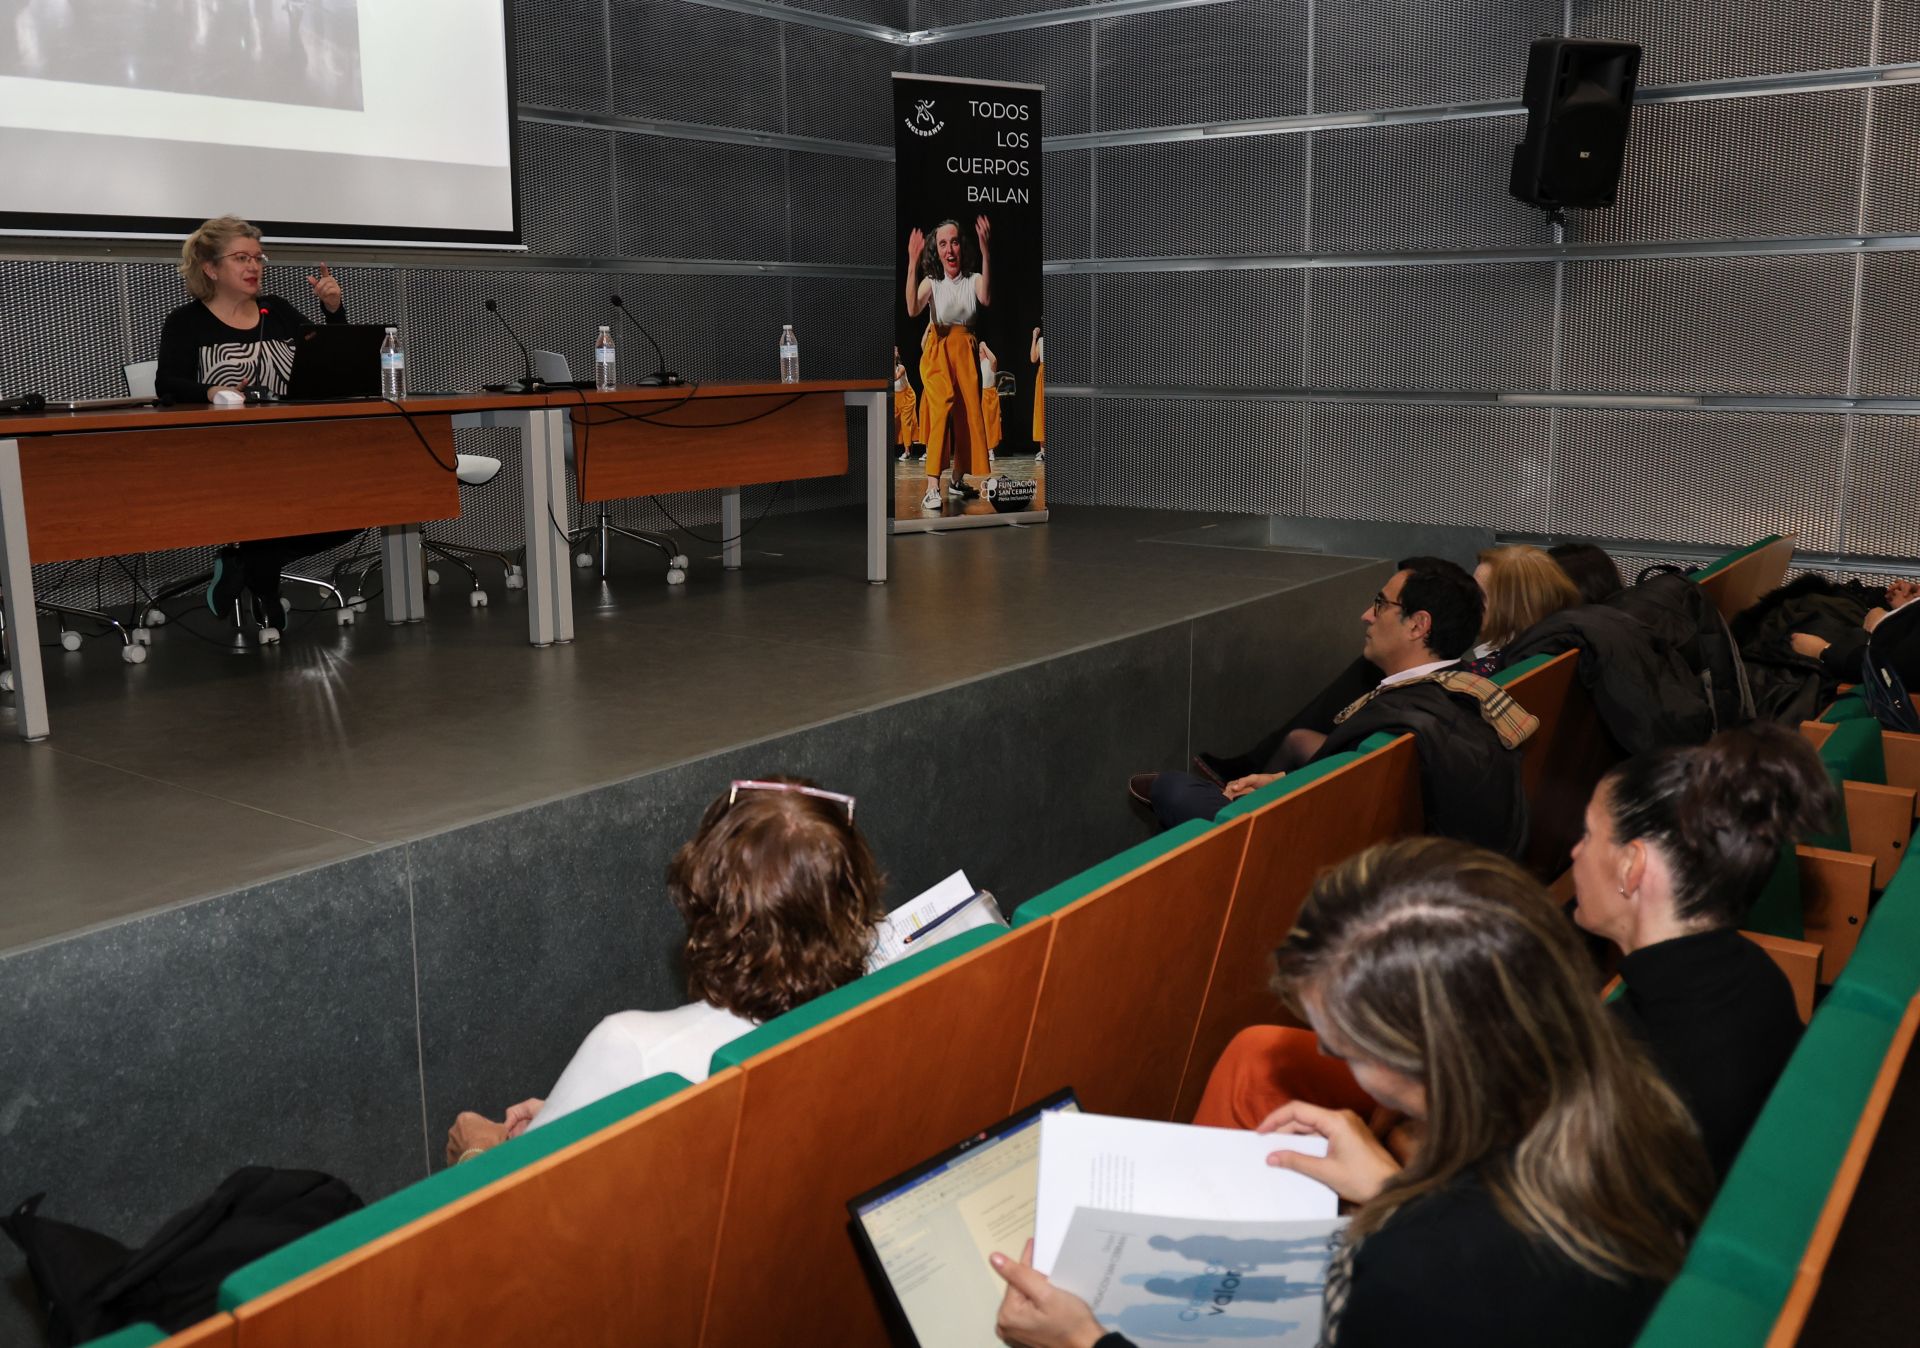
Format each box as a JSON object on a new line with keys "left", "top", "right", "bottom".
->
{"left": 2, "top": 0, "right": 365, "bottom": 110}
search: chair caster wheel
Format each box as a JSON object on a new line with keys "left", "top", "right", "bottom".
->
{"left": 350, "top": 596, "right": 368, "bottom": 613}
{"left": 132, "top": 627, "right": 153, "bottom": 646}
{"left": 336, "top": 608, "right": 356, "bottom": 625}
{"left": 427, "top": 567, "right": 441, "bottom": 586}
{"left": 667, "top": 568, "right": 687, "bottom": 586}
{"left": 574, "top": 551, "right": 594, "bottom": 568}
{"left": 258, "top": 626, "right": 282, "bottom": 645}
{"left": 470, "top": 590, "right": 489, "bottom": 608}
{"left": 144, "top": 608, "right": 168, "bottom": 626}
{"left": 0, "top": 670, "right": 12, "bottom": 693}
{"left": 60, "top": 630, "right": 82, "bottom": 652}
{"left": 122, "top": 644, "right": 148, "bottom": 665}
{"left": 281, "top": 597, "right": 292, "bottom": 612}
{"left": 504, "top": 566, "right": 525, "bottom": 590}
{"left": 670, "top": 553, "right": 690, "bottom": 569}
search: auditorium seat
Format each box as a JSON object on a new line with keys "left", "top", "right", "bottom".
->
{"left": 78, "top": 1316, "right": 232, "bottom": 1347}
{"left": 1691, "top": 534, "right": 1795, "bottom": 622}
{"left": 1801, "top": 718, "right": 1914, "bottom": 888}
{"left": 1008, "top": 818, "right": 1215, "bottom": 926}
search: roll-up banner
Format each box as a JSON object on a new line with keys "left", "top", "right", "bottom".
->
{"left": 891, "top": 73, "right": 1047, "bottom": 532}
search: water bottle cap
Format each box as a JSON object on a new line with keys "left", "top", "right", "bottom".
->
{"left": 599, "top": 324, "right": 610, "bottom": 332}
{"left": 385, "top": 326, "right": 397, "bottom": 333}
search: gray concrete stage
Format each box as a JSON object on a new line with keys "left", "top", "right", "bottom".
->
{"left": 0, "top": 505, "right": 1400, "bottom": 1343}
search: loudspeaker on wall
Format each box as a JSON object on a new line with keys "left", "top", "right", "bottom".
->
{"left": 1510, "top": 37, "right": 1642, "bottom": 212}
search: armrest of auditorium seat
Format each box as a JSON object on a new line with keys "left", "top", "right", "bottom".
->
{"left": 1739, "top": 931, "right": 1822, "bottom": 1022}
{"left": 217, "top": 1072, "right": 693, "bottom": 1311}
{"left": 709, "top": 926, "right": 1003, "bottom": 1073}
{"left": 1010, "top": 820, "right": 1213, "bottom": 926}
{"left": 1796, "top": 845, "right": 1874, "bottom": 983}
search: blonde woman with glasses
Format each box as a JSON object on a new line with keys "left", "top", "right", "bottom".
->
{"left": 991, "top": 838, "right": 1710, "bottom": 1348}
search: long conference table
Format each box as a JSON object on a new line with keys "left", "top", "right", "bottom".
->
{"left": 0, "top": 381, "right": 889, "bottom": 741}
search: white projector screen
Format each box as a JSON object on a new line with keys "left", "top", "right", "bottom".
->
{"left": 0, "top": 0, "right": 521, "bottom": 249}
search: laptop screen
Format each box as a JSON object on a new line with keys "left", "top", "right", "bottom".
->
{"left": 849, "top": 1089, "right": 1079, "bottom": 1348}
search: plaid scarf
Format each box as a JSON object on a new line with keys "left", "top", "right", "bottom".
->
{"left": 1332, "top": 669, "right": 1539, "bottom": 750}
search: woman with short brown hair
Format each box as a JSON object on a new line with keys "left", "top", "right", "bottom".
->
{"left": 444, "top": 776, "right": 884, "bottom": 1163}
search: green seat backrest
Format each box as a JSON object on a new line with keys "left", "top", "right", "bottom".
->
{"left": 1010, "top": 820, "right": 1212, "bottom": 926}
{"left": 1490, "top": 652, "right": 1556, "bottom": 685}
{"left": 1803, "top": 718, "right": 1888, "bottom": 851}
{"left": 1826, "top": 857, "right": 1920, "bottom": 1018}
{"left": 1633, "top": 1272, "right": 1778, "bottom": 1347}
{"left": 1743, "top": 845, "right": 1804, "bottom": 941}
{"left": 76, "top": 1327, "right": 167, "bottom": 1348}
{"left": 710, "top": 925, "right": 1003, "bottom": 1071}
{"left": 219, "top": 1071, "right": 692, "bottom": 1310}
{"left": 1821, "top": 693, "right": 1873, "bottom": 724}
{"left": 1215, "top": 751, "right": 1360, "bottom": 820}
{"left": 1691, "top": 535, "right": 1782, "bottom": 583}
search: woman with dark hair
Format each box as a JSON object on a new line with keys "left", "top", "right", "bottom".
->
{"left": 1550, "top": 542, "right": 1626, "bottom": 606}
{"left": 443, "top": 776, "right": 885, "bottom": 1163}
{"left": 991, "top": 838, "right": 1711, "bottom": 1348}
{"left": 905, "top": 215, "right": 992, "bottom": 512}
{"left": 1571, "top": 723, "right": 1834, "bottom": 1174}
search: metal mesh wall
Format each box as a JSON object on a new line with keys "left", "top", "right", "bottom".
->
{"left": 1092, "top": 0, "right": 1308, "bottom": 131}
{"left": 1095, "top": 136, "right": 1306, "bottom": 257}
{"left": 1315, "top": 0, "right": 1558, "bottom": 114}
{"left": 1307, "top": 264, "right": 1556, "bottom": 393}
{"left": 1311, "top": 116, "right": 1552, "bottom": 255}
{"left": 1300, "top": 404, "right": 1553, "bottom": 533}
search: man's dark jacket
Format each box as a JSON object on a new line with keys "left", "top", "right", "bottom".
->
{"left": 1730, "top": 576, "right": 1882, "bottom": 723}
{"left": 1315, "top": 681, "right": 1529, "bottom": 859}
{"left": 1496, "top": 606, "right": 1713, "bottom": 755}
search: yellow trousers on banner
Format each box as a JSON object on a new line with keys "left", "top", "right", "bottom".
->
{"left": 893, "top": 385, "right": 917, "bottom": 447}
{"left": 919, "top": 323, "right": 989, "bottom": 480}
{"left": 1032, "top": 361, "right": 1045, "bottom": 443}
{"left": 983, "top": 384, "right": 1003, "bottom": 451}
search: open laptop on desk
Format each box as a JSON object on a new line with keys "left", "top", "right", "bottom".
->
{"left": 278, "top": 323, "right": 389, "bottom": 401}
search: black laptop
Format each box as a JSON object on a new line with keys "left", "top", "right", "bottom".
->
{"left": 283, "top": 323, "right": 389, "bottom": 401}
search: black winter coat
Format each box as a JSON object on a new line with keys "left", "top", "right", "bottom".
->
{"left": 1496, "top": 606, "right": 1714, "bottom": 755}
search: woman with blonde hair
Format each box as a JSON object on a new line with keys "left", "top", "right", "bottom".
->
{"left": 992, "top": 838, "right": 1711, "bottom": 1348}
{"left": 1466, "top": 544, "right": 1583, "bottom": 672}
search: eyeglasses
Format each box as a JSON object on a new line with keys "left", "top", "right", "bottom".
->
{"left": 1369, "top": 591, "right": 1406, "bottom": 614}
{"left": 727, "top": 779, "right": 856, "bottom": 824}
{"left": 221, "top": 251, "right": 269, "bottom": 266}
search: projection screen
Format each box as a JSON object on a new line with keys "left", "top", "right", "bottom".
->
{"left": 0, "top": 0, "right": 521, "bottom": 248}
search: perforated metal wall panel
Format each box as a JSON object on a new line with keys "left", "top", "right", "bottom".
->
{"left": 784, "top": 27, "right": 909, "bottom": 145}
{"left": 918, "top": 0, "right": 1087, "bottom": 25}
{"left": 1880, "top": 3, "right": 1920, "bottom": 64}
{"left": 1042, "top": 272, "right": 1091, "bottom": 383}
{"left": 610, "top": 0, "right": 784, "bottom": 131}
{"left": 1039, "top": 393, "right": 1092, "bottom": 502}
{"left": 1554, "top": 408, "right": 1846, "bottom": 549}
{"left": 1841, "top": 416, "right": 1920, "bottom": 557}
{"left": 1564, "top": 90, "right": 1867, "bottom": 245}
{"left": 1302, "top": 402, "right": 1552, "bottom": 531}
{"left": 792, "top": 0, "right": 906, "bottom": 32}
{"left": 1855, "top": 251, "right": 1920, "bottom": 399}
{"left": 1044, "top": 148, "right": 1092, "bottom": 259}
{"left": 788, "top": 276, "right": 892, "bottom": 379}
{"left": 519, "top": 121, "right": 618, "bottom": 259}
{"left": 1559, "top": 253, "right": 1854, "bottom": 397}
{"left": 615, "top": 134, "right": 790, "bottom": 261}
{"left": 1308, "top": 263, "right": 1555, "bottom": 392}
{"left": 1094, "top": 136, "right": 1305, "bottom": 258}
{"left": 513, "top": 0, "right": 609, "bottom": 113}
{"left": 915, "top": 24, "right": 1091, "bottom": 137}
{"left": 123, "top": 261, "right": 190, "bottom": 378}
{"left": 1093, "top": 0, "right": 1307, "bottom": 131}
{"left": 1315, "top": 0, "right": 1557, "bottom": 115}
{"left": 1573, "top": 0, "right": 1874, "bottom": 87}
{"left": 1093, "top": 269, "right": 1305, "bottom": 388}
{"left": 1865, "top": 84, "right": 1920, "bottom": 236}
{"left": 1311, "top": 115, "right": 1551, "bottom": 254}
{"left": 1092, "top": 396, "right": 1303, "bottom": 514}
{"left": 788, "top": 154, "right": 894, "bottom": 265}
{"left": 0, "top": 259, "right": 132, "bottom": 400}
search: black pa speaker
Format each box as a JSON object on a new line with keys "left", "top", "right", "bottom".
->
{"left": 1509, "top": 37, "right": 1642, "bottom": 211}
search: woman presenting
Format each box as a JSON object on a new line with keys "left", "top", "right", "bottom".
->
{"left": 904, "top": 216, "right": 992, "bottom": 512}
{"left": 156, "top": 215, "right": 358, "bottom": 636}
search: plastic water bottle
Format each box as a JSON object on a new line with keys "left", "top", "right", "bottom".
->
{"left": 594, "top": 325, "right": 616, "bottom": 390}
{"left": 379, "top": 327, "right": 405, "bottom": 399}
{"left": 779, "top": 325, "right": 800, "bottom": 383}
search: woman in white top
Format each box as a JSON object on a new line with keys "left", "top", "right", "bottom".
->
{"left": 905, "top": 216, "right": 993, "bottom": 512}
{"left": 444, "top": 776, "right": 886, "bottom": 1163}
{"left": 980, "top": 341, "right": 1003, "bottom": 463}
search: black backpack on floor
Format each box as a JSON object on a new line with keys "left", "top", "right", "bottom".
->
{"left": 3, "top": 1167, "right": 361, "bottom": 1345}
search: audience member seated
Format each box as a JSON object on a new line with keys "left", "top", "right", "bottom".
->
{"left": 1550, "top": 542, "right": 1626, "bottom": 605}
{"left": 1135, "top": 557, "right": 1537, "bottom": 857}
{"left": 443, "top": 776, "right": 883, "bottom": 1164}
{"left": 1463, "top": 545, "right": 1583, "bottom": 673}
{"left": 1570, "top": 724, "right": 1834, "bottom": 1175}
{"left": 991, "top": 838, "right": 1711, "bottom": 1348}
{"left": 1732, "top": 574, "right": 1917, "bottom": 723}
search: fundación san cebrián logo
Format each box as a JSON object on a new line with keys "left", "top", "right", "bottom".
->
{"left": 906, "top": 98, "right": 945, "bottom": 137}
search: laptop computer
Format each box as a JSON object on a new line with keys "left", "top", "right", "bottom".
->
{"left": 283, "top": 323, "right": 389, "bottom": 401}
{"left": 847, "top": 1088, "right": 1080, "bottom": 1348}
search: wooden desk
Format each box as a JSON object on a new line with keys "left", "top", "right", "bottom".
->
{"left": 0, "top": 394, "right": 549, "bottom": 741}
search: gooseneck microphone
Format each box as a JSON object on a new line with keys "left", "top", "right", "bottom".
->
{"left": 483, "top": 298, "right": 542, "bottom": 393}
{"left": 609, "top": 295, "right": 680, "bottom": 387}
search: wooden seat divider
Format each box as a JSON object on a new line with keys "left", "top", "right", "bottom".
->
{"left": 700, "top": 924, "right": 1054, "bottom": 1348}
{"left": 79, "top": 1319, "right": 236, "bottom": 1348}
{"left": 1174, "top": 736, "right": 1423, "bottom": 1121}
{"left": 1797, "top": 845, "right": 1875, "bottom": 983}
{"left": 1740, "top": 931, "right": 1823, "bottom": 1022}
{"left": 1494, "top": 651, "right": 1622, "bottom": 880}
{"left": 1011, "top": 817, "right": 1254, "bottom": 1125}
{"left": 1800, "top": 719, "right": 1917, "bottom": 889}
{"left": 1693, "top": 534, "right": 1796, "bottom": 623}
{"left": 225, "top": 1072, "right": 741, "bottom": 1348}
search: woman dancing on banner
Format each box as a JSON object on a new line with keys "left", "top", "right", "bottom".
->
{"left": 892, "top": 346, "right": 920, "bottom": 462}
{"left": 1030, "top": 323, "right": 1045, "bottom": 462}
{"left": 904, "top": 216, "right": 992, "bottom": 512}
{"left": 979, "top": 340, "right": 1004, "bottom": 465}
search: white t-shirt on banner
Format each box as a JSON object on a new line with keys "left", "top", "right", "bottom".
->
{"left": 527, "top": 1001, "right": 757, "bottom": 1130}
{"left": 931, "top": 273, "right": 979, "bottom": 326}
